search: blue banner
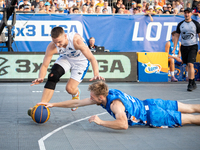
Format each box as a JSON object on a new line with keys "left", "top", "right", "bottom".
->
{"left": 0, "top": 14, "right": 199, "bottom": 52}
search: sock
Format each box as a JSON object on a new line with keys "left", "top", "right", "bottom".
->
{"left": 171, "top": 71, "right": 174, "bottom": 77}
{"left": 186, "top": 72, "right": 188, "bottom": 77}
{"left": 189, "top": 79, "right": 193, "bottom": 85}
{"left": 193, "top": 78, "right": 196, "bottom": 85}
{"left": 72, "top": 90, "right": 79, "bottom": 97}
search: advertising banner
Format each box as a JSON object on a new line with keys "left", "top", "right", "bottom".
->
{"left": 0, "top": 52, "right": 137, "bottom": 81}
{"left": 1, "top": 14, "right": 200, "bottom": 52}
{"left": 137, "top": 52, "right": 168, "bottom": 82}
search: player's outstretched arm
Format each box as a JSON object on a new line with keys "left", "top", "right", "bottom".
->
{"left": 38, "top": 98, "right": 96, "bottom": 108}
{"left": 88, "top": 100, "right": 128, "bottom": 130}
{"left": 31, "top": 42, "right": 57, "bottom": 86}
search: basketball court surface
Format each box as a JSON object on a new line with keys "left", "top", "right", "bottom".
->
{"left": 0, "top": 81, "right": 200, "bottom": 150}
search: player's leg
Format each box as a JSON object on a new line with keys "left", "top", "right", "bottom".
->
{"left": 181, "top": 113, "right": 200, "bottom": 125}
{"left": 169, "top": 58, "right": 178, "bottom": 82}
{"left": 178, "top": 101, "right": 200, "bottom": 113}
{"left": 42, "top": 63, "right": 65, "bottom": 102}
{"left": 66, "top": 78, "right": 80, "bottom": 96}
{"left": 187, "top": 45, "right": 198, "bottom": 91}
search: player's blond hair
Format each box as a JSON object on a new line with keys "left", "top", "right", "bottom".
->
{"left": 88, "top": 81, "right": 109, "bottom": 97}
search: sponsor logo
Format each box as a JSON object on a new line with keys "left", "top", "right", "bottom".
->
{"left": 143, "top": 62, "right": 161, "bottom": 74}
{"left": 0, "top": 57, "right": 9, "bottom": 76}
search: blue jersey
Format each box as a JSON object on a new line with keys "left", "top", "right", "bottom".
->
{"left": 101, "top": 89, "right": 147, "bottom": 126}
{"left": 169, "top": 39, "right": 180, "bottom": 56}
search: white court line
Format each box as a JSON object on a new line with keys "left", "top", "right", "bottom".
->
{"left": 38, "top": 112, "right": 107, "bottom": 150}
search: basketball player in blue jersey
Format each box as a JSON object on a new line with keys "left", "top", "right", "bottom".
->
{"left": 165, "top": 31, "right": 182, "bottom": 82}
{"left": 30, "top": 27, "right": 104, "bottom": 112}
{"left": 38, "top": 81, "right": 200, "bottom": 129}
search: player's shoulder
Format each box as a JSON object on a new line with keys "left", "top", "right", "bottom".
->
{"left": 178, "top": 20, "right": 185, "bottom": 26}
{"left": 46, "top": 42, "right": 57, "bottom": 53}
{"left": 191, "top": 19, "right": 200, "bottom": 27}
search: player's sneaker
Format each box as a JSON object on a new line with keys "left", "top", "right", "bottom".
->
{"left": 71, "top": 89, "right": 81, "bottom": 111}
{"left": 187, "top": 83, "right": 193, "bottom": 91}
{"left": 27, "top": 107, "right": 32, "bottom": 117}
{"left": 171, "top": 76, "right": 178, "bottom": 82}
{"left": 192, "top": 80, "right": 197, "bottom": 90}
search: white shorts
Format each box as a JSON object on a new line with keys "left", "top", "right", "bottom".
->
{"left": 55, "top": 56, "right": 90, "bottom": 83}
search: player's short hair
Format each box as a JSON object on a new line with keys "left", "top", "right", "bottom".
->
{"left": 88, "top": 81, "right": 108, "bottom": 97}
{"left": 51, "top": 27, "right": 65, "bottom": 39}
{"left": 171, "top": 31, "right": 176, "bottom": 36}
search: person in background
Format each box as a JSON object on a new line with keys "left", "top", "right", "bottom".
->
{"left": 73, "top": 6, "right": 79, "bottom": 13}
{"left": 167, "top": 3, "right": 173, "bottom": 14}
{"left": 175, "top": 0, "right": 183, "bottom": 12}
{"left": 192, "top": 0, "right": 199, "bottom": 9}
{"left": 137, "top": 3, "right": 144, "bottom": 14}
{"left": 121, "top": 4, "right": 130, "bottom": 14}
{"left": 88, "top": 7, "right": 94, "bottom": 13}
{"left": 81, "top": 4, "right": 88, "bottom": 13}
{"left": 173, "top": 8, "right": 200, "bottom": 91}
{"left": 88, "top": 37, "right": 97, "bottom": 51}
{"left": 101, "top": 1, "right": 112, "bottom": 14}
{"left": 142, "top": 0, "right": 146, "bottom": 12}
{"left": 102, "top": 7, "right": 108, "bottom": 13}
{"left": 31, "top": 0, "right": 39, "bottom": 11}
{"left": 95, "top": 5, "right": 102, "bottom": 13}
{"left": 88, "top": 0, "right": 96, "bottom": 12}
{"left": 186, "top": 1, "right": 191, "bottom": 8}
{"left": 113, "top": 0, "right": 123, "bottom": 14}
{"left": 96, "top": 0, "right": 104, "bottom": 7}
{"left": 44, "top": 2, "right": 51, "bottom": 13}
{"left": 153, "top": 0, "right": 162, "bottom": 12}
{"left": 173, "top": 7, "right": 179, "bottom": 14}
{"left": 193, "top": 1, "right": 200, "bottom": 17}
{"left": 165, "top": 31, "right": 182, "bottom": 82}
{"left": 129, "top": 0, "right": 137, "bottom": 14}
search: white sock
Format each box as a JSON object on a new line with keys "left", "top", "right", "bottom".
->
{"left": 72, "top": 90, "right": 79, "bottom": 97}
{"left": 186, "top": 72, "right": 188, "bottom": 77}
{"left": 171, "top": 71, "right": 174, "bottom": 77}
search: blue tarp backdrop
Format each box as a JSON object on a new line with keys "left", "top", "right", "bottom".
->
{"left": 0, "top": 14, "right": 200, "bottom": 52}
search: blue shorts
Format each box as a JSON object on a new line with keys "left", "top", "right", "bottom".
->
{"left": 143, "top": 99, "right": 182, "bottom": 128}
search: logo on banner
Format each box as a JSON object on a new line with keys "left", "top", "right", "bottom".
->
{"left": 143, "top": 62, "right": 161, "bottom": 74}
{"left": 0, "top": 57, "right": 10, "bottom": 76}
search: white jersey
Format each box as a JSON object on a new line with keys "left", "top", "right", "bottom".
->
{"left": 55, "top": 32, "right": 87, "bottom": 61}
{"left": 54, "top": 32, "right": 90, "bottom": 82}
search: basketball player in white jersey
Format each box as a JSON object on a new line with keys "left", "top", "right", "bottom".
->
{"left": 30, "top": 27, "right": 104, "bottom": 112}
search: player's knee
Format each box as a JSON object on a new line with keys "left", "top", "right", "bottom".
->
{"left": 45, "top": 71, "right": 60, "bottom": 90}
{"left": 65, "top": 86, "right": 75, "bottom": 94}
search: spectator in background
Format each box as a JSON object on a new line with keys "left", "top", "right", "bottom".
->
{"left": 38, "top": 0, "right": 45, "bottom": 12}
{"left": 81, "top": 4, "right": 88, "bottom": 13}
{"left": 113, "top": 0, "right": 123, "bottom": 14}
{"left": 133, "top": 7, "right": 139, "bottom": 14}
{"left": 0, "top": 0, "right": 5, "bottom": 8}
{"left": 178, "top": 7, "right": 184, "bottom": 14}
{"left": 50, "top": 5, "right": 58, "bottom": 13}
{"left": 145, "top": 5, "right": 156, "bottom": 15}
{"left": 96, "top": 0, "right": 104, "bottom": 7}
{"left": 167, "top": 3, "right": 173, "bottom": 14}
{"left": 163, "top": 5, "right": 167, "bottom": 12}
{"left": 143, "top": 2, "right": 149, "bottom": 13}
{"left": 18, "top": 0, "right": 31, "bottom": 10}
{"left": 175, "top": 0, "right": 183, "bottom": 12}
{"left": 68, "top": 7, "right": 74, "bottom": 13}
{"left": 193, "top": 1, "right": 200, "bottom": 17}
{"left": 24, "top": 5, "right": 31, "bottom": 12}
{"left": 95, "top": 5, "right": 102, "bottom": 13}
{"left": 73, "top": 7, "right": 79, "bottom": 13}
{"left": 173, "top": 7, "right": 179, "bottom": 14}
{"left": 58, "top": 7, "right": 64, "bottom": 13}
{"left": 118, "top": 8, "right": 124, "bottom": 14}
{"left": 83, "top": 0, "right": 91, "bottom": 6}
{"left": 142, "top": 0, "right": 146, "bottom": 11}
{"left": 165, "top": 31, "right": 182, "bottom": 82}
{"left": 53, "top": 0, "right": 59, "bottom": 8}
{"left": 44, "top": 2, "right": 51, "bottom": 13}
{"left": 88, "top": 37, "right": 97, "bottom": 51}
{"left": 129, "top": 1, "right": 137, "bottom": 14}
{"left": 88, "top": 0, "right": 96, "bottom": 12}
{"left": 31, "top": 0, "right": 39, "bottom": 11}
{"left": 158, "top": 0, "right": 165, "bottom": 7}
{"left": 101, "top": 1, "right": 112, "bottom": 14}
{"left": 186, "top": 2, "right": 191, "bottom": 8}
{"left": 75, "top": 0, "right": 81, "bottom": 11}
{"left": 137, "top": 3, "right": 144, "bottom": 14}
{"left": 58, "top": 0, "right": 68, "bottom": 10}
{"left": 154, "top": 0, "right": 162, "bottom": 12}
{"left": 163, "top": 10, "right": 170, "bottom": 14}
{"left": 157, "top": 8, "right": 163, "bottom": 14}
{"left": 88, "top": 7, "right": 94, "bottom": 13}
{"left": 68, "top": 0, "right": 76, "bottom": 8}
{"left": 192, "top": 0, "right": 199, "bottom": 9}
{"left": 121, "top": 4, "right": 130, "bottom": 14}
{"left": 172, "top": 1, "right": 176, "bottom": 10}
{"left": 102, "top": 8, "right": 108, "bottom": 13}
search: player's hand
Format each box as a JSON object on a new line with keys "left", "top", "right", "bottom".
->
{"left": 198, "top": 49, "right": 200, "bottom": 54}
{"left": 172, "top": 49, "right": 175, "bottom": 54}
{"left": 174, "top": 57, "right": 182, "bottom": 62}
{"left": 89, "top": 75, "right": 105, "bottom": 81}
{"left": 37, "top": 102, "right": 54, "bottom": 108}
{"left": 31, "top": 78, "right": 44, "bottom": 86}
{"left": 88, "top": 115, "right": 102, "bottom": 125}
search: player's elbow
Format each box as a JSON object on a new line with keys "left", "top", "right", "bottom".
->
{"left": 120, "top": 122, "right": 128, "bottom": 130}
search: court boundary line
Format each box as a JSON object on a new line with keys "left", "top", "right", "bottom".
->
{"left": 38, "top": 112, "right": 107, "bottom": 150}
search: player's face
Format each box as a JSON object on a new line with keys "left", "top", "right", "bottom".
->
{"left": 90, "top": 91, "right": 102, "bottom": 106}
{"left": 52, "top": 34, "right": 66, "bottom": 48}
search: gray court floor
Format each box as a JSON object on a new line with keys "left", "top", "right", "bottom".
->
{"left": 0, "top": 81, "right": 200, "bottom": 150}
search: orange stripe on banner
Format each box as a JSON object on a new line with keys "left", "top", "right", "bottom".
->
{"left": 40, "top": 106, "right": 43, "bottom": 123}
